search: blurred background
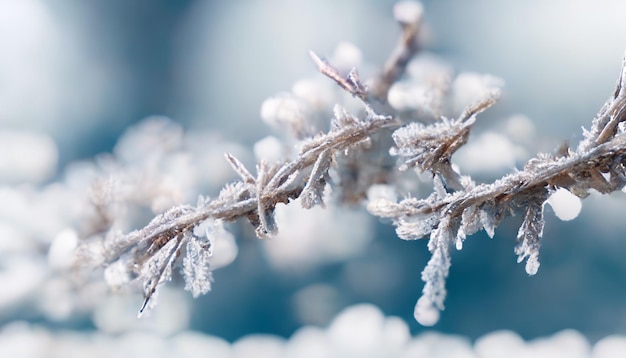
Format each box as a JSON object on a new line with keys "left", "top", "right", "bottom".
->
{"left": 3, "top": 0, "right": 626, "bottom": 354}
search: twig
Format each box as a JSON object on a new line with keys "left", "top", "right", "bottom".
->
{"left": 309, "top": 51, "right": 368, "bottom": 101}
{"left": 369, "top": 1, "right": 424, "bottom": 101}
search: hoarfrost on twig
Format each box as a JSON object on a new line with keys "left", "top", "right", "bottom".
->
{"left": 79, "top": 1, "right": 626, "bottom": 327}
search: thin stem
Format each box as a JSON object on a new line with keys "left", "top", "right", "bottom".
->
{"left": 369, "top": 1, "right": 423, "bottom": 101}
{"left": 399, "top": 133, "right": 626, "bottom": 219}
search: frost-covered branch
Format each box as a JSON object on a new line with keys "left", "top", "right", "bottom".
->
{"left": 368, "top": 52, "right": 626, "bottom": 325}
{"left": 85, "top": 79, "right": 398, "bottom": 314}
{"left": 81, "top": 1, "right": 626, "bottom": 327}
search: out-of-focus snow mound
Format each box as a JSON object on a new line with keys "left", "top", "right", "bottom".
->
{"left": 1, "top": 303, "right": 624, "bottom": 358}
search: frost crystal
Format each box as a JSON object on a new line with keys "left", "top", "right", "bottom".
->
{"left": 396, "top": 214, "right": 438, "bottom": 241}
{"left": 139, "top": 236, "right": 184, "bottom": 316}
{"left": 391, "top": 118, "right": 472, "bottom": 172}
{"left": 420, "top": 241, "right": 451, "bottom": 311}
{"left": 420, "top": 217, "right": 457, "bottom": 317}
{"left": 479, "top": 202, "right": 509, "bottom": 239}
{"left": 515, "top": 200, "right": 545, "bottom": 276}
{"left": 300, "top": 149, "right": 331, "bottom": 209}
{"left": 456, "top": 205, "right": 483, "bottom": 250}
{"left": 183, "top": 231, "right": 213, "bottom": 298}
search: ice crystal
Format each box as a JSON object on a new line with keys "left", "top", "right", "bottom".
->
{"left": 396, "top": 214, "right": 438, "bottom": 241}
{"left": 182, "top": 230, "right": 213, "bottom": 298}
{"left": 421, "top": 217, "right": 457, "bottom": 311}
{"left": 391, "top": 117, "right": 473, "bottom": 172}
{"left": 139, "top": 236, "right": 183, "bottom": 316}
{"left": 515, "top": 199, "right": 546, "bottom": 276}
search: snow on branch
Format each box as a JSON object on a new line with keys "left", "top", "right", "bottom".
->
{"left": 81, "top": 53, "right": 399, "bottom": 314}
{"left": 79, "top": 1, "right": 626, "bottom": 326}
{"left": 369, "top": 53, "right": 626, "bottom": 325}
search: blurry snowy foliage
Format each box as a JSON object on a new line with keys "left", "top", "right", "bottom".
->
{"left": 64, "top": 0, "right": 626, "bottom": 328}
{"left": 4, "top": 303, "right": 625, "bottom": 358}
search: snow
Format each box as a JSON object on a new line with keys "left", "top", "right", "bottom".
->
{"left": 547, "top": 188, "right": 582, "bottom": 221}
{"left": 475, "top": 330, "right": 527, "bottom": 358}
{"left": 232, "top": 335, "right": 286, "bottom": 358}
{"left": 326, "top": 304, "right": 410, "bottom": 357}
{"left": 592, "top": 335, "right": 626, "bottom": 358}
{"left": 92, "top": 287, "right": 191, "bottom": 335}
{"left": 0, "top": 303, "right": 623, "bottom": 357}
